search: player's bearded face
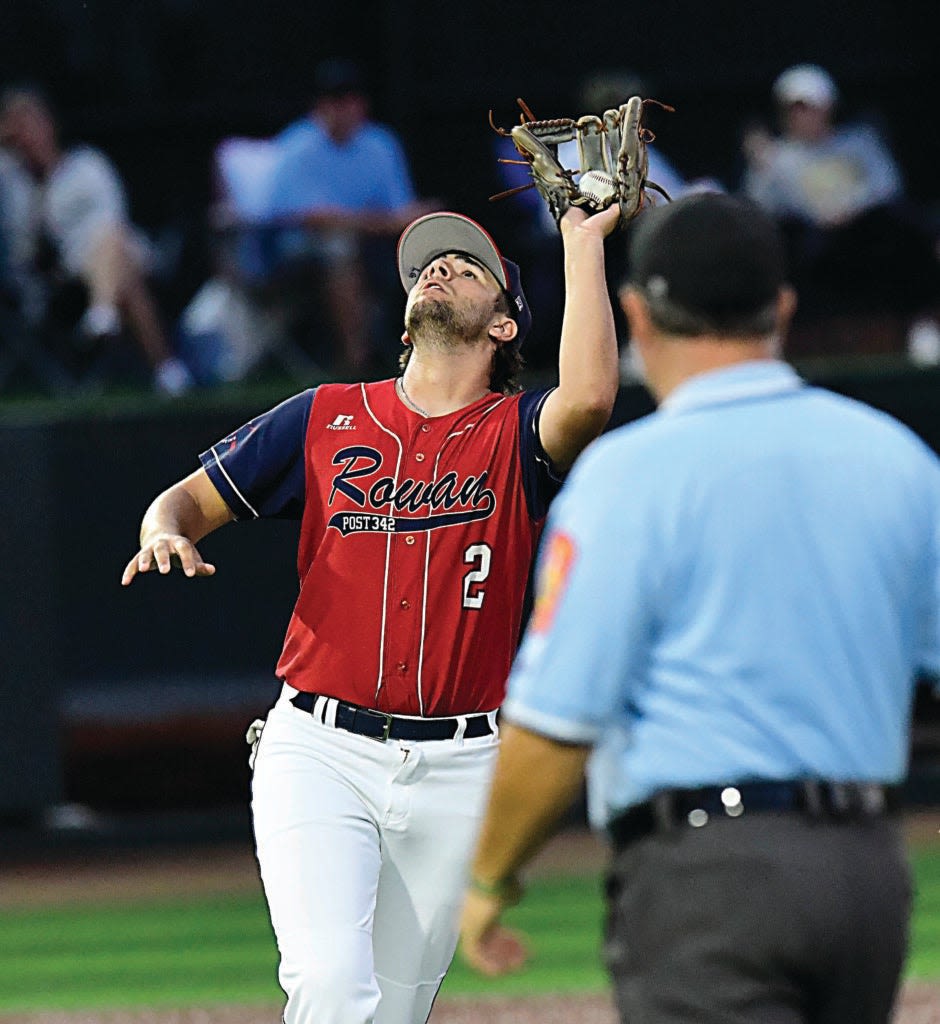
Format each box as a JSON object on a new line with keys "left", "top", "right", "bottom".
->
{"left": 405, "top": 295, "right": 499, "bottom": 346}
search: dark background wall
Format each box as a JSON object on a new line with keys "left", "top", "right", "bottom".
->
{"left": 0, "top": 1, "right": 935, "bottom": 291}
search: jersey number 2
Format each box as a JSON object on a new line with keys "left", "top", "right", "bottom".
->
{"left": 462, "top": 543, "right": 492, "bottom": 609}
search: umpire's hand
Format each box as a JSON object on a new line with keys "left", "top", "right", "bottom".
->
{"left": 459, "top": 887, "right": 528, "bottom": 977}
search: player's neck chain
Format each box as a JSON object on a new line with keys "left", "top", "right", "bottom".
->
{"left": 397, "top": 376, "right": 431, "bottom": 418}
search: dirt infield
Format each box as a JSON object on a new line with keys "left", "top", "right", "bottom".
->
{"left": 4, "top": 1001, "right": 621, "bottom": 1024}
{"left": 436, "top": 988, "right": 940, "bottom": 1023}
{"left": 5, "top": 986, "right": 940, "bottom": 1023}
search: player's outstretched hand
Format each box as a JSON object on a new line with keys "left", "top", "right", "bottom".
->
{"left": 121, "top": 533, "right": 216, "bottom": 586}
{"left": 559, "top": 202, "right": 621, "bottom": 240}
{"left": 459, "top": 888, "right": 529, "bottom": 977}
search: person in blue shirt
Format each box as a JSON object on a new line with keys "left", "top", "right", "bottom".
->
{"left": 263, "top": 59, "right": 436, "bottom": 375}
{"left": 459, "top": 192, "right": 940, "bottom": 1023}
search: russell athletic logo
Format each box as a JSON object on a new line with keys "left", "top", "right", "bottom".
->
{"left": 327, "top": 414, "right": 356, "bottom": 431}
{"left": 327, "top": 445, "right": 496, "bottom": 536}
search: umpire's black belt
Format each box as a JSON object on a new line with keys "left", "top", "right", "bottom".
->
{"left": 608, "top": 780, "right": 902, "bottom": 850}
{"left": 290, "top": 691, "right": 494, "bottom": 742}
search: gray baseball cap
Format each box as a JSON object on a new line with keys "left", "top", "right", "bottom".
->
{"left": 397, "top": 212, "right": 532, "bottom": 343}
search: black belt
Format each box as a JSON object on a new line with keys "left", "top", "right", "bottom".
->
{"left": 608, "top": 780, "right": 902, "bottom": 850}
{"left": 290, "top": 691, "right": 494, "bottom": 742}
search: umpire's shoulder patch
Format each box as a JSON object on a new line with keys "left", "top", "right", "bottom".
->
{"left": 529, "top": 529, "right": 577, "bottom": 633}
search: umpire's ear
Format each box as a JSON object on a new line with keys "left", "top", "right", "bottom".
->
{"left": 619, "top": 286, "right": 654, "bottom": 342}
{"left": 488, "top": 315, "right": 518, "bottom": 346}
{"left": 775, "top": 286, "right": 798, "bottom": 337}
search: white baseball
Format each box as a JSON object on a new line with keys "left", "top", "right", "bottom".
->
{"left": 579, "top": 170, "right": 618, "bottom": 207}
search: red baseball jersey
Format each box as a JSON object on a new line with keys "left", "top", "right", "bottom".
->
{"left": 200, "top": 379, "right": 562, "bottom": 715}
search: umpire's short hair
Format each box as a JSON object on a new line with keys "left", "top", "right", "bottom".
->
{"left": 626, "top": 191, "right": 787, "bottom": 338}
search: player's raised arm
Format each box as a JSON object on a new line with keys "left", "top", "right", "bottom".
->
{"left": 538, "top": 204, "right": 621, "bottom": 471}
{"left": 121, "top": 467, "right": 234, "bottom": 585}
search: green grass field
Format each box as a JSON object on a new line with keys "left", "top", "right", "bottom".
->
{"left": 2, "top": 850, "right": 940, "bottom": 1013}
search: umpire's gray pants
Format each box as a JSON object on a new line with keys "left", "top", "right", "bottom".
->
{"left": 603, "top": 813, "right": 910, "bottom": 1023}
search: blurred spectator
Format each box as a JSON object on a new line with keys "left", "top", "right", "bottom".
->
{"left": 742, "top": 64, "right": 940, "bottom": 357}
{"left": 259, "top": 58, "right": 437, "bottom": 376}
{"left": 491, "top": 69, "right": 706, "bottom": 369}
{"left": 0, "top": 145, "right": 40, "bottom": 390}
{"left": 0, "top": 144, "right": 35, "bottom": 303}
{"left": 0, "top": 86, "right": 194, "bottom": 395}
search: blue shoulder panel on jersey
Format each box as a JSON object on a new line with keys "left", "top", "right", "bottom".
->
{"left": 518, "top": 387, "right": 564, "bottom": 521}
{"left": 199, "top": 389, "right": 316, "bottom": 520}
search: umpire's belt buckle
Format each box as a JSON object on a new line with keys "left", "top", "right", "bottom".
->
{"left": 362, "top": 707, "right": 394, "bottom": 742}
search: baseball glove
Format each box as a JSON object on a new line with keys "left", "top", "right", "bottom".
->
{"left": 490, "top": 96, "right": 673, "bottom": 228}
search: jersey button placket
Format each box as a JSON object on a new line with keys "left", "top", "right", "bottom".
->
{"left": 387, "top": 424, "right": 433, "bottom": 701}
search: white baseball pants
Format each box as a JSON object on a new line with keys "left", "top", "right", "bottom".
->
{"left": 250, "top": 683, "right": 500, "bottom": 1024}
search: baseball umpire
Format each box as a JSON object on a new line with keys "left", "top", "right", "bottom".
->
{"left": 460, "top": 192, "right": 940, "bottom": 1024}
{"left": 121, "top": 201, "right": 621, "bottom": 1023}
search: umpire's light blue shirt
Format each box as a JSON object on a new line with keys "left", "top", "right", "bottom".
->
{"left": 503, "top": 360, "right": 940, "bottom": 829}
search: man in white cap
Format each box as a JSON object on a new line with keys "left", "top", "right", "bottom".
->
{"left": 740, "top": 64, "right": 939, "bottom": 355}
{"left": 743, "top": 64, "right": 900, "bottom": 227}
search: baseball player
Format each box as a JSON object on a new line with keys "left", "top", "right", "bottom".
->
{"left": 122, "top": 202, "right": 620, "bottom": 1024}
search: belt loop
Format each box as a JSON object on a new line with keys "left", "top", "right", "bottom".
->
{"left": 316, "top": 695, "right": 338, "bottom": 727}
{"left": 652, "top": 791, "right": 675, "bottom": 832}
{"left": 860, "top": 783, "right": 886, "bottom": 815}
{"left": 801, "top": 780, "right": 824, "bottom": 817}
{"left": 829, "top": 782, "right": 851, "bottom": 815}
{"left": 452, "top": 715, "right": 467, "bottom": 745}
